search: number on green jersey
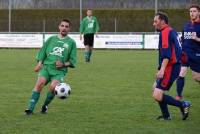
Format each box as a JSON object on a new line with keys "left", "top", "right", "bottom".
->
{"left": 88, "top": 22, "right": 94, "bottom": 28}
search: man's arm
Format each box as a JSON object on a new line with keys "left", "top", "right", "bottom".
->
{"left": 55, "top": 61, "right": 72, "bottom": 68}
{"left": 80, "top": 20, "right": 84, "bottom": 40}
{"left": 36, "top": 38, "right": 50, "bottom": 62}
{"left": 34, "top": 61, "right": 43, "bottom": 72}
{"left": 192, "top": 32, "right": 200, "bottom": 42}
{"left": 157, "top": 58, "right": 169, "bottom": 79}
{"left": 157, "top": 30, "right": 171, "bottom": 79}
{"left": 34, "top": 38, "right": 50, "bottom": 72}
{"left": 67, "top": 41, "right": 77, "bottom": 68}
{"left": 56, "top": 41, "right": 77, "bottom": 69}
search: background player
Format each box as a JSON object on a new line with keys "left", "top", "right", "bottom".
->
{"left": 152, "top": 12, "right": 190, "bottom": 120}
{"left": 24, "top": 19, "right": 77, "bottom": 115}
{"left": 80, "top": 9, "right": 99, "bottom": 62}
{"left": 176, "top": 5, "right": 200, "bottom": 100}
{"left": 175, "top": 32, "right": 188, "bottom": 101}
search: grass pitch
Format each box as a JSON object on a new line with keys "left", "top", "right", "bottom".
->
{"left": 0, "top": 49, "right": 199, "bottom": 134}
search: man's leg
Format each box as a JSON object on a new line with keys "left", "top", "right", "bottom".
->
{"left": 84, "top": 34, "right": 94, "bottom": 62}
{"left": 189, "top": 58, "right": 200, "bottom": 83}
{"left": 88, "top": 34, "right": 94, "bottom": 62}
{"left": 176, "top": 66, "right": 187, "bottom": 100}
{"left": 153, "top": 88, "right": 171, "bottom": 120}
{"left": 84, "top": 45, "right": 90, "bottom": 62}
{"left": 25, "top": 77, "right": 46, "bottom": 115}
{"left": 153, "top": 86, "right": 190, "bottom": 120}
{"left": 192, "top": 71, "right": 200, "bottom": 84}
{"left": 41, "top": 74, "right": 63, "bottom": 114}
{"left": 88, "top": 46, "right": 93, "bottom": 61}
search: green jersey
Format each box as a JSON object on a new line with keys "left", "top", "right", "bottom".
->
{"left": 36, "top": 35, "right": 77, "bottom": 74}
{"left": 80, "top": 16, "right": 99, "bottom": 34}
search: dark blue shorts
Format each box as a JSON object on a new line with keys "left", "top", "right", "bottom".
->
{"left": 189, "top": 58, "right": 200, "bottom": 73}
{"left": 156, "top": 64, "right": 181, "bottom": 91}
{"left": 181, "top": 51, "right": 189, "bottom": 67}
{"left": 188, "top": 51, "right": 200, "bottom": 73}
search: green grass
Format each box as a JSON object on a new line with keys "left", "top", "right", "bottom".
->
{"left": 0, "top": 49, "right": 199, "bottom": 134}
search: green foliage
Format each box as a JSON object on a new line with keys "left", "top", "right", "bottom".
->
{"left": 0, "top": 49, "right": 199, "bottom": 134}
{"left": 0, "top": 9, "right": 188, "bottom": 32}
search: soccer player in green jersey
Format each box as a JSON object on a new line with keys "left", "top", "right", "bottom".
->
{"left": 80, "top": 9, "right": 99, "bottom": 62}
{"left": 24, "top": 19, "right": 77, "bottom": 115}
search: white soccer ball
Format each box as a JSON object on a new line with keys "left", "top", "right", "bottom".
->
{"left": 54, "top": 83, "right": 71, "bottom": 99}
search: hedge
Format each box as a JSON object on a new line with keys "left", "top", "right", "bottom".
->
{"left": 0, "top": 9, "right": 189, "bottom": 32}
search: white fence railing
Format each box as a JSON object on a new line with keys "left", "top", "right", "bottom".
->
{"left": 0, "top": 32, "right": 160, "bottom": 49}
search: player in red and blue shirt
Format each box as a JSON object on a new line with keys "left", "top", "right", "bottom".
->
{"left": 152, "top": 12, "right": 191, "bottom": 120}
{"left": 156, "top": 24, "right": 182, "bottom": 91}
{"left": 176, "top": 5, "right": 200, "bottom": 100}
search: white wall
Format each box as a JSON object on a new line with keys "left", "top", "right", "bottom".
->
{"left": 0, "top": 33, "right": 159, "bottom": 49}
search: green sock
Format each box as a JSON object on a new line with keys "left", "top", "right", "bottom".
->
{"left": 84, "top": 51, "right": 89, "bottom": 60}
{"left": 28, "top": 91, "right": 40, "bottom": 112}
{"left": 88, "top": 51, "right": 92, "bottom": 59}
{"left": 43, "top": 92, "right": 55, "bottom": 106}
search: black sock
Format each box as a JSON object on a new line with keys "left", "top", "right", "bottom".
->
{"left": 163, "top": 94, "right": 182, "bottom": 107}
{"left": 158, "top": 101, "right": 170, "bottom": 118}
{"left": 176, "top": 76, "right": 185, "bottom": 97}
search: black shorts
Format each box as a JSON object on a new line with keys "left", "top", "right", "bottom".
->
{"left": 84, "top": 33, "right": 94, "bottom": 47}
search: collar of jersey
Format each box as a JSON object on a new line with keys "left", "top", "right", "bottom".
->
{"left": 160, "top": 24, "right": 169, "bottom": 31}
{"left": 190, "top": 18, "right": 200, "bottom": 24}
{"left": 57, "top": 35, "right": 69, "bottom": 40}
{"left": 87, "top": 16, "right": 93, "bottom": 20}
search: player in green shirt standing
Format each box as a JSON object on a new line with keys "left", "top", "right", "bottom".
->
{"left": 80, "top": 9, "right": 99, "bottom": 62}
{"left": 24, "top": 19, "right": 77, "bottom": 115}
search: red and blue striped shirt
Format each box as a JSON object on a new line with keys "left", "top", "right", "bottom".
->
{"left": 158, "top": 25, "right": 182, "bottom": 69}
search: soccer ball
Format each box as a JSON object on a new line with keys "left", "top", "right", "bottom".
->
{"left": 54, "top": 83, "right": 71, "bottom": 99}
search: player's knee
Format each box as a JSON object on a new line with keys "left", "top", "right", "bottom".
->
{"left": 192, "top": 71, "right": 200, "bottom": 82}
{"left": 49, "top": 81, "right": 60, "bottom": 91}
{"left": 153, "top": 96, "right": 162, "bottom": 102}
{"left": 152, "top": 88, "right": 163, "bottom": 102}
{"left": 49, "top": 84, "right": 56, "bottom": 91}
{"left": 34, "top": 83, "right": 45, "bottom": 91}
{"left": 193, "top": 76, "right": 200, "bottom": 82}
{"left": 192, "top": 75, "right": 200, "bottom": 82}
{"left": 34, "top": 80, "right": 46, "bottom": 91}
{"left": 179, "top": 67, "right": 187, "bottom": 77}
{"left": 152, "top": 92, "right": 162, "bottom": 102}
{"left": 179, "top": 72, "right": 186, "bottom": 77}
{"left": 85, "top": 45, "right": 90, "bottom": 50}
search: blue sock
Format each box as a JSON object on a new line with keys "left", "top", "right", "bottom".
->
{"left": 176, "top": 76, "right": 185, "bottom": 97}
{"left": 163, "top": 94, "right": 182, "bottom": 107}
{"left": 158, "top": 101, "right": 170, "bottom": 118}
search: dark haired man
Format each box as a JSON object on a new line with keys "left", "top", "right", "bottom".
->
{"left": 24, "top": 19, "right": 77, "bottom": 115}
{"left": 152, "top": 12, "right": 191, "bottom": 120}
